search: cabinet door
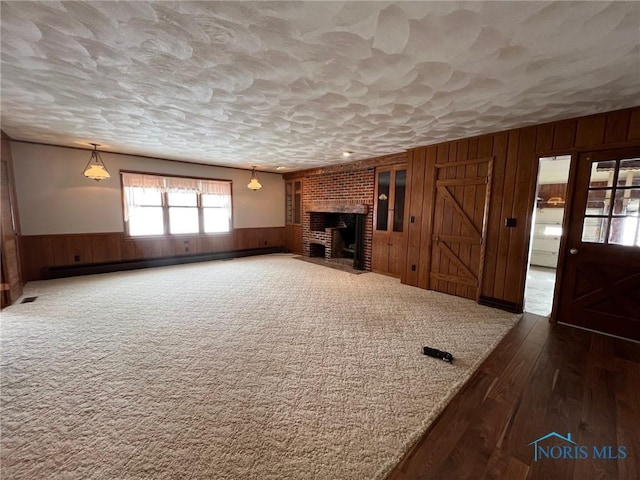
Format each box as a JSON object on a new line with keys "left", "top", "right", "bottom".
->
{"left": 293, "top": 180, "right": 302, "bottom": 225}
{"left": 285, "top": 179, "right": 303, "bottom": 254}
{"left": 286, "top": 182, "right": 293, "bottom": 224}
{"left": 372, "top": 232, "right": 390, "bottom": 272}
{"left": 372, "top": 165, "right": 407, "bottom": 277}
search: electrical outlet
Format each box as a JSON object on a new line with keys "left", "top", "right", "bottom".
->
{"left": 74, "top": 255, "right": 80, "bottom": 262}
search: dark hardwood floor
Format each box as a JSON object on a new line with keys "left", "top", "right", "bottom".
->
{"left": 386, "top": 313, "right": 640, "bottom": 480}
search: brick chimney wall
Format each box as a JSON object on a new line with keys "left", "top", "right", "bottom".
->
{"left": 302, "top": 169, "right": 375, "bottom": 270}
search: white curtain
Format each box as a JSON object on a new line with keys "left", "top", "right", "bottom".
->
{"left": 121, "top": 172, "right": 231, "bottom": 194}
{"left": 199, "top": 180, "right": 231, "bottom": 196}
{"left": 121, "top": 173, "right": 165, "bottom": 191}
{"left": 121, "top": 172, "right": 232, "bottom": 222}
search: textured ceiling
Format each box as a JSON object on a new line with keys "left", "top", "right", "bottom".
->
{"left": 1, "top": 1, "right": 639, "bottom": 172}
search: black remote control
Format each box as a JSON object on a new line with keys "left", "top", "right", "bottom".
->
{"left": 422, "top": 346, "right": 454, "bottom": 363}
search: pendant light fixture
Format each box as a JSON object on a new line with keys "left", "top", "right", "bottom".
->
{"left": 247, "top": 166, "right": 262, "bottom": 191}
{"left": 82, "top": 143, "right": 111, "bottom": 181}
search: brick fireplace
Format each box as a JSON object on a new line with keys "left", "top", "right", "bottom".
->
{"left": 307, "top": 205, "right": 367, "bottom": 270}
{"left": 302, "top": 169, "right": 375, "bottom": 270}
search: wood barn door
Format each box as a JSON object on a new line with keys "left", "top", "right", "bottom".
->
{"left": 556, "top": 147, "right": 640, "bottom": 341}
{"left": 428, "top": 157, "right": 492, "bottom": 300}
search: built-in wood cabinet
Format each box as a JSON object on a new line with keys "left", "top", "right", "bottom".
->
{"left": 285, "top": 178, "right": 303, "bottom": 254}
{"left": 372, "top": 164, "right": 407, "bottom": 277}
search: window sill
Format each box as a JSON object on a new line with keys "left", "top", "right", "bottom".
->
{"left": 124, "top": 231, "right": 233, "bottom": 241}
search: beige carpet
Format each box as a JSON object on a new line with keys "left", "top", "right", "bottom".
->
{"left": 1, "top": 254, "right": 519, "bottom": 479}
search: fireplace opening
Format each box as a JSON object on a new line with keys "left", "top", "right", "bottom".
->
{"left": 307, "top": 211, "right": 365, "bottom": 270}
{"left": 331, "top": 215, "right": 356, "bottom": 259}
{"left": 309, "top": 243, "right": 325, "bottom": 258}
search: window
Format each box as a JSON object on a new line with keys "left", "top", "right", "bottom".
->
{"left": 122, "top": 172, "right": 232, "bottom": 236}
{"left": 581, "top": 158, "right": 640, "bottom": 246}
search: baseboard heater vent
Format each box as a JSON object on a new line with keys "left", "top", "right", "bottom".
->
{"left": 21, "top": 296, "right": 38, "bottom": 303}
{"left": 46, "top": 247, "right": 284, "bottom": 280}
{"left": 478, "top": 296, "right": 522, "bottom": 314}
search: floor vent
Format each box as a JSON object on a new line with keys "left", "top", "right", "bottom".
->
{"left": 21, "top": 296, "right": 38, "bottom": 304}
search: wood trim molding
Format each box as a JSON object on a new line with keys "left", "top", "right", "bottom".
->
{"left": 306, "top": 203, "right": 369, "bottom": 214}
{"left": 8, "top": 139, "right": 264, "bottom": 174}
{"left": 478, "top": 295, "right": 522, "bottom": 313}
{"left": 284, "top": 151, "right": 408, "bottom": 179}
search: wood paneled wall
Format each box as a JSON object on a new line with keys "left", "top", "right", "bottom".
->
{"left": 21, "top": 227, "right": 285, "bottom": 281}
{"left": 1, "top": 132, "right": 23, "bottom": 307}
{"left": 404, "top": 107, "right": 640, "bottom": 311}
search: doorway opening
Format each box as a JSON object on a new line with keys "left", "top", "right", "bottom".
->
{"left": 525, "top": 155, "right": 571, "bottom": 316}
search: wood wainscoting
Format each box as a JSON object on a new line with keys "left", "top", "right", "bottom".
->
{"left": 21, "top": 227, "right": 285, "bottom": 282}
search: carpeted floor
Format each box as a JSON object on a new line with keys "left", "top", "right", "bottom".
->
{"left": 1, "top": 254, "right": 519, "bottom": 479}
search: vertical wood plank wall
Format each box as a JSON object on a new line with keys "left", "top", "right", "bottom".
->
{"left": 404, "top": 107, "right": 640, "bottom": 311}
{"left": 1, "top": 133, "right": 23, "bottom": 306}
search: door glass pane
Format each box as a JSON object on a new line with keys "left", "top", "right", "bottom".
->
{"left": 591, "top": 161, "right": 615, "bottom": 186}
{"left": 169, "top": 207, "right": 199, "bottom": 234}
{"left": 294, "top": 181, "right": 302, "bottom": 224}
{"left": 582, "top": 216, "right": 608, "bottom": 243}
{"left": 609, "top": 216, "right": 640, "bottom": 246}
{"left": 128, "top": 206, "right": 164, "bottom": 236}
{"left": 376, "top": 171, "right": 390, "bottom": 231}
{"left": 167, "top": 190, "right": 197, "bottom": 206}
{"left": 393, "top": 170, "right": 406, "bottom": 232}
{"left": 286, "top": 182, "right": 293, "bottom": 223}
{"left": 617, "top": 158, "right": 640, "bottom": 186}
{"left": 585, "top": 189, "right": 611, "bottom": 215}
{"left": 608, "top": 188, "right": 640, "bottom": 215}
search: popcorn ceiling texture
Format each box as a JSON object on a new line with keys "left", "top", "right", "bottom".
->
{"left": 1, "top": 1, "right": 639, "bottom": 170}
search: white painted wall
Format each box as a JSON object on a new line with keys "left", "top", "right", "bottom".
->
{"left": 11, "top": 142, "right": 285, "bottom": 235}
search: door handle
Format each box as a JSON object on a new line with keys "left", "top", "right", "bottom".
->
{"left": 569, "top": 248, "right": 578, "bottom": 255}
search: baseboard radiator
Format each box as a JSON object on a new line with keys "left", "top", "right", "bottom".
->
{"left": 46, "top": 247, "right": 285, "bottom": 279}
